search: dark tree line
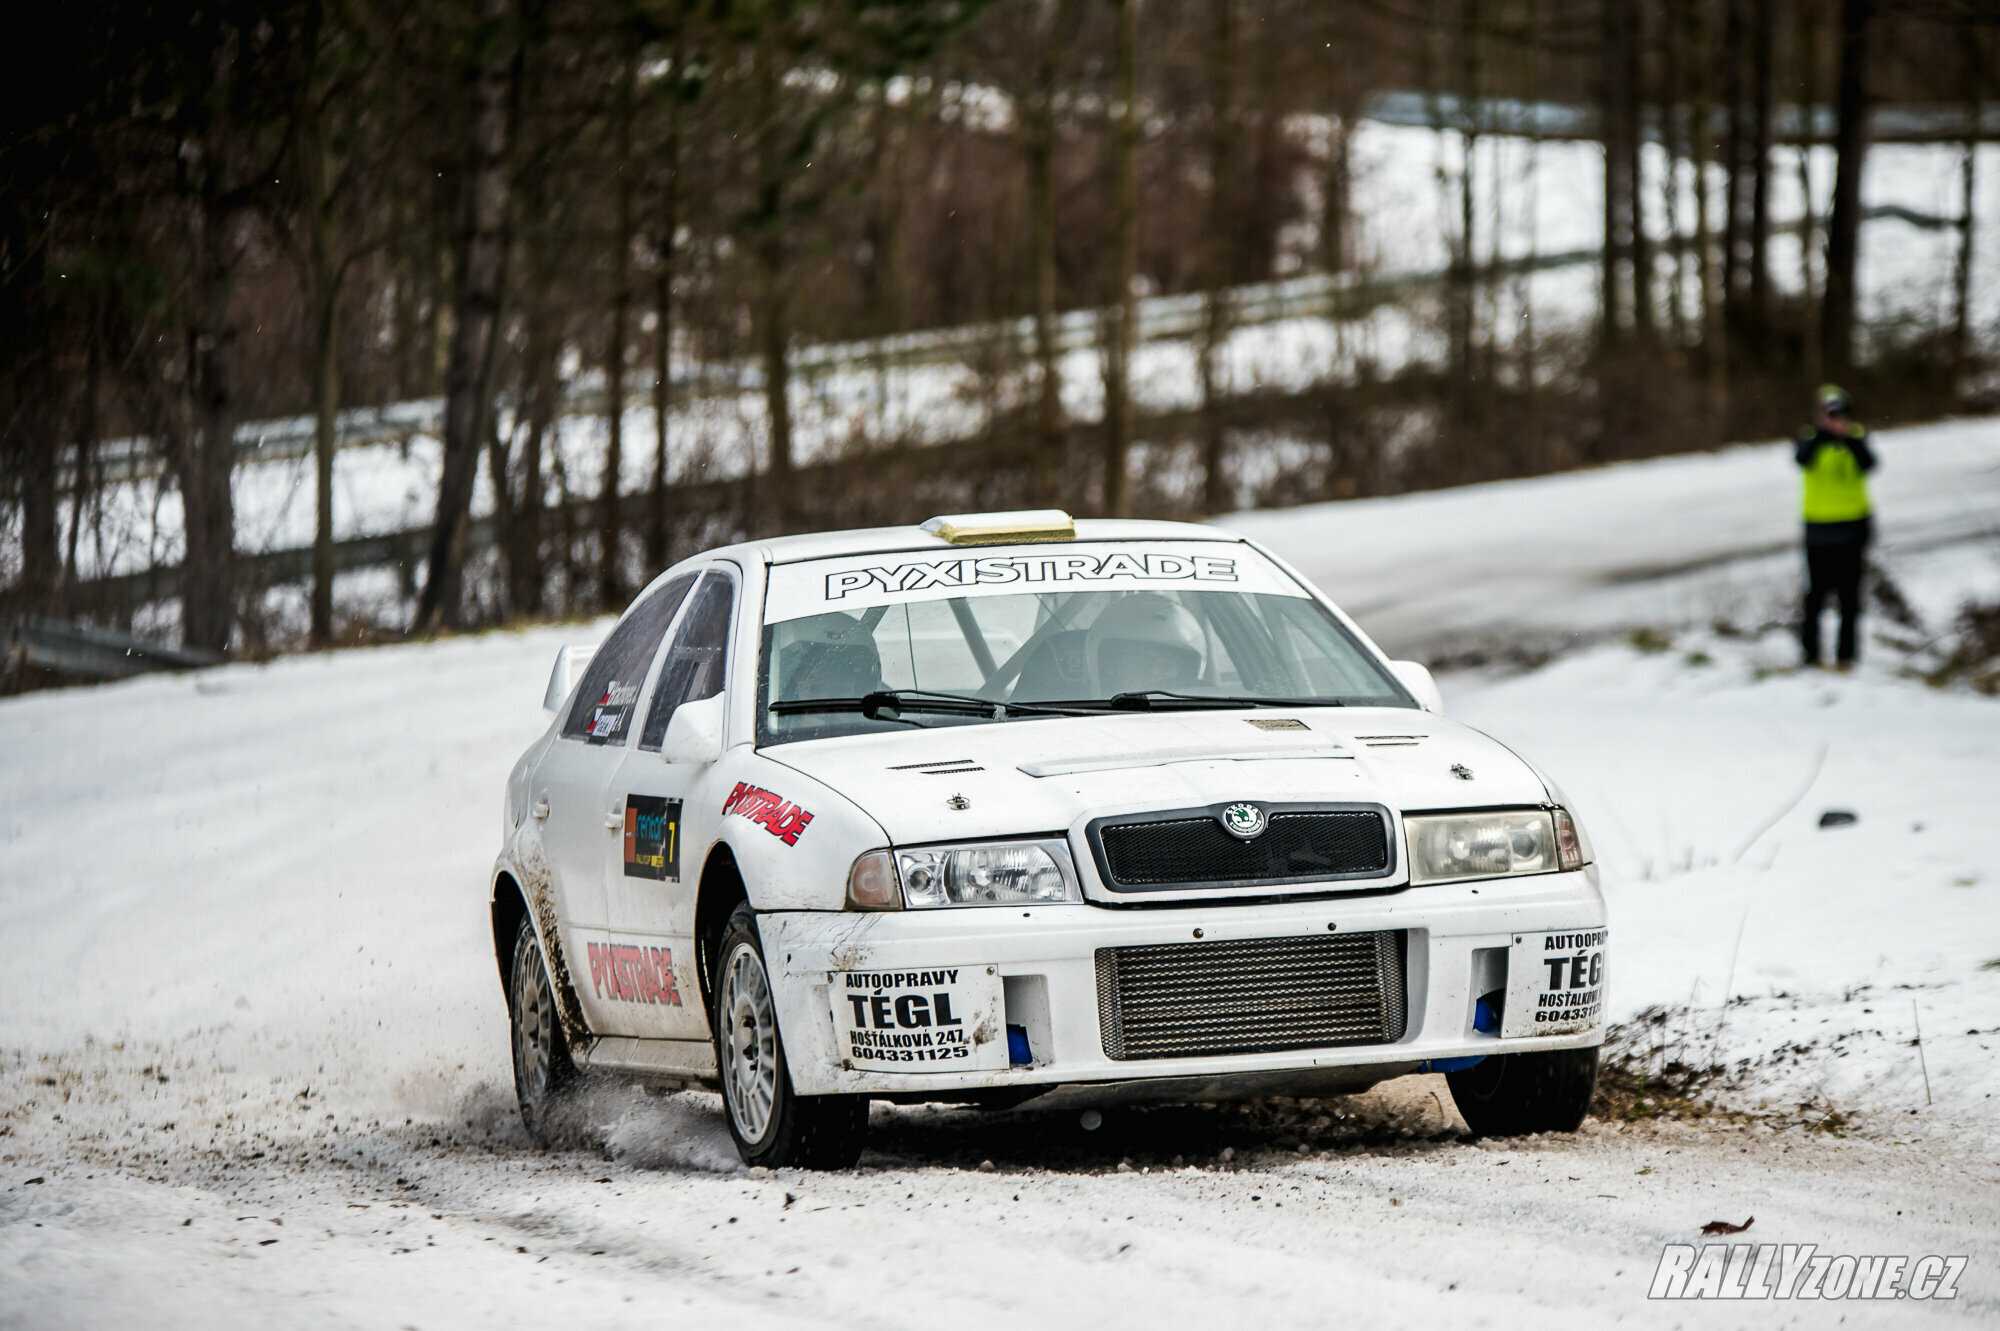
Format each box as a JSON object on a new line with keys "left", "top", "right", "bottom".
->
{"left": 3, "top": 0, "right": 1996, "bottom": 656}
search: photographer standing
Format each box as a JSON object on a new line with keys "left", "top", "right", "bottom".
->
{"left": 1796, "top": 384, "right": 1876, "bottom": 669}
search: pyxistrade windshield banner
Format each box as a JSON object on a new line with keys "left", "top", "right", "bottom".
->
{"left": 762, "top": 541, "right": 1308, "bottom": 621}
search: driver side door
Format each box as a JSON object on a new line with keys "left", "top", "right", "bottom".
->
{"left": 592, "top": 566, "right": 739, "bottom": 1041}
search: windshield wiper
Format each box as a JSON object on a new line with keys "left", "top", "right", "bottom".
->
{"left": 1103, "top": 690, "right": 1349, "bottom": 711}
{"left": 768, "top": 689, "right": 1098, "bottom": 721}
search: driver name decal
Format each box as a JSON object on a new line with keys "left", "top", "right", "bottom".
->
{"left": 824, "top": 551, "right": 1238, "bottom": 601}
{"left": 587, "top": 681, "right": 640, "bottom": 740}
{"left": 586, "top": 942, "right": 683, "bottom": 1007}
{"left": 722, "top": 782, "right": 814, "bottom": 845}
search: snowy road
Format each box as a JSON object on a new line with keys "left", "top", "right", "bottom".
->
{"left": 7, "top": 1059, "right": 1997, "bottom": 1330}
{"left": 6, "top": 423, "right": 2000, "bottom": 1327}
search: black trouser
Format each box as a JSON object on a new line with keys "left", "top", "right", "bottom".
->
{"left": 1801, "top": 531, "right": 1867, "bottom": 665}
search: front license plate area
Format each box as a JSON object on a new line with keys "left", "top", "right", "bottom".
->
{"left": 1502, "top": 929, "right": 1607, "bottom": 1038}
{"left": 830, "top": 966, "right": 1008, "bottom": 1072}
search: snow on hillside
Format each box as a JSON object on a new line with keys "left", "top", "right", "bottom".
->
{"left": 1225, "top": 414, "right": 2000, "bottom": 661}
{"left": 53, "top": 125, "right": 2000, "bottom": 603}
{"left": 5, "top": 429, "right": 2000, "bottom": 1326}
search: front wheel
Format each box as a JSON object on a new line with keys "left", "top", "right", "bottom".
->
{"left": 1446, "top": 1045, "right": 1599, "bottom": 1137}
{"left": 713, "top": 904, "right": 867, "bottom": 1169}
{"left": 509, "top": 914, "right": 580, "bottom": 1144}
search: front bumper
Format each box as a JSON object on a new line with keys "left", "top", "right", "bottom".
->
{"left": 758, "top": 867, "right": 1606, "bottom": 1099}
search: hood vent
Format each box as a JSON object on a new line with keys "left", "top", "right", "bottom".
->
{"left": 1354, "top": 734, "right": 1428, "bottom": 748}
{"left": 888, "top": 758, "right": 985, "bottom": 775}
{"left": 1244, "top": 717, "right": 1309, "bottom": 731}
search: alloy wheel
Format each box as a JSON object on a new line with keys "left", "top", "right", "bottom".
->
{"left": 721, "top": 942, "right": 779, "bottom": 1142}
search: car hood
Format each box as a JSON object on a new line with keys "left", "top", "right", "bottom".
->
{"left": 760, "top": 707, "right": 1551, "bottom": 846}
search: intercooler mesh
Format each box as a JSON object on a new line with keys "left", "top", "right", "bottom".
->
{"left": 1095, "top": 930, "right": 1407, "bottom": 1060}
{"left": 1097, "top": 811, "right": 1389, "bottom": 888}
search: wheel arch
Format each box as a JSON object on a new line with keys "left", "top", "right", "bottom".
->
{"left": 693, "top": 842, "right": 750, "bottom": 1015}
{"left": 491, "top": 865, "right": 594, "bottom": 1051}
{"left": 491, "top": 872, "right": 530, "bottom": 998}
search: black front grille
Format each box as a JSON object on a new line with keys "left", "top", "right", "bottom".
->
{"left": 1096, "top": 930, "right": 1407, "bottom": 1060}
{"left": 1095, "top": 808, "right": 1390, "bottom": 892}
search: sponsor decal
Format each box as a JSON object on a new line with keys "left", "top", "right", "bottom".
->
{"left": 585, "top": 941, "right": 683, "bottom": 1007}
{"left": 1502, "top": 928, "right": 1606, "bottom": 1037}
{"left": 761, "top": 541, "right": 1311, "bottom": 622}
{"left": 1647, "top": 1246, "right": 1964, "bottom": 1301}
{"left": 586, "top": 680, "right": 641, "bottom": 741}
{"left": 822, "top": 550, "right": 1241, "bottom": 602}
{"left": 833, "top": 970, "right": 988, "bottom": 1066}
{"left": 722, "top": 782, "right": 814, "bottom": 845}
{"left": 1221, "top": 802, "right": 1268, "bottom": 839}
{"left": 622, "top": 795, "right": 682, "bottom": 881}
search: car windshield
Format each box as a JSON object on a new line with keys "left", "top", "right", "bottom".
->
{"left": 756, "top": 540, "right": 1414, "bottom": 745}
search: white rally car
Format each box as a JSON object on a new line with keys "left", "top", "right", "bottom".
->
{"left": 492, "top": 510, "right": 1607, "bottom": 1168}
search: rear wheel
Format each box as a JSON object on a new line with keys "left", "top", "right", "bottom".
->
{"left": 713, "top": 904, "right": 867, "bottom": 1169}
{"left": 1446, "top": 1045, "right": 1599, "bottom": 1137}
{"left": 509, "top": 914, "right": 579, "bottom": 1144}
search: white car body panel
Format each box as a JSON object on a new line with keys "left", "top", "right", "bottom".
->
{"left": 492, "top": 517, "right": 1608, "bottom": 1101}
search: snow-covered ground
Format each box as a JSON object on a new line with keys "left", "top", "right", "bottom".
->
{"left": 5, "top": 423, "right": 2000, "bottom": 1326}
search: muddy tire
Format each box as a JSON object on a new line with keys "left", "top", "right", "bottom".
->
{"left": 509, "top": 914, "right": 580, "bottom": 1145}
{"left": 1446, "top": 1045, "right": 1599, "bottom": 1137}
{"left": 712, "top": 904, "right": 867, "bottom": 1169}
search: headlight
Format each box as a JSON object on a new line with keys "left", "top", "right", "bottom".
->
{"left": 1406, "top": 809, "right": 1581, "bottom": 885}
{"left": 892, "top": 839, "right": 1080, "bottom": 909}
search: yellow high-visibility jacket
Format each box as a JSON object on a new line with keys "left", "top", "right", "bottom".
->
{"left": 1796, "top": 426, "right": 1875, "bottom": 525}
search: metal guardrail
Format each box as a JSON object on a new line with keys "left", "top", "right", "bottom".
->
{"left": 2, "top": 616, "right": 221, "bottom": 681}
{"left": 65, "top": 247, "right": 1601, "bottom": 489}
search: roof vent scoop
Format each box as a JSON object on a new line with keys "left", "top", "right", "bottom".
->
{"left": 921, "top": 509, "right": 1075, "bottom": 546}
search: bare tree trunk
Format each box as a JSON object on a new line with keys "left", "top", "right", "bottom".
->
{"left": 649, "top": 46, "right": 682, "bottom": 574}
{"left": 483, "top": 410, "right": 516, "bottom": 621}
{"left": 1518, "top": 0, "right": 1544, "bottom": 457}
{"left": 1720, "top": 0, "right": 1745, "bottom": 335}
{"left": 511, "top": 323, "right": 554, "bottom": 616}
{"left": 1100, "top": 0, "right": 1138, "bottom": 518}
{"left": 14, "top": 401, "right": 61, "bottom": 615}
{"left": 600, "top": 39, "right": 635, "bottom": 608}
{"left": 1625, "top": 0, "right": 1653, "bottom": 343}
{"left": 65, "top": 321, "right": 102, "bottom": 594}
{"left": 1322, "top": 96, "right": 1357, "bottom": 276}
{"left": 417, "top": 0, "right": 512, "bottom": 631}
{"left": 1452, "top": 0, "right": 1480, "bottom": 406}
{"left": 1820, "top": 0, "right": 1870, "bottom": 380}
{"left": 1797, "top": 0, "right": 1821, "bottom": 382}
{"left": 1662, "top": 0, "right": 1687, "bottom": 347}
{"left": 1599, "top": 0, "right": 1632, "bottom": 343}
{"left": 1951, "top": 36, "right": 1983, "bottom": 384}
{"left": 179, "top": 162, "right": 240, "bottom": 654}
{"left": 1746, "top": 0, "right": 1774, "bottom": 344}
{"left": 1028, "top": 1, "right": 1064, "bottom": 506}
{"left": 1199, "top": 0, "right": 1235, "bottom": 515}
{"left": 305, "top": 107, "right": 339, "bottom": 648}
{"left": 753, "top": 15, "right": 793, "bottom": 531}
{"left": 1691, "top": 0, "right": 1729, "bottom": 439}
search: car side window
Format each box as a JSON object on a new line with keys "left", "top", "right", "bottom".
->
{"left": 638, "top": 571, "right": 736, "bottom": 751}
{"left": 561, "top": 573, "right": 698, "bottom": 743}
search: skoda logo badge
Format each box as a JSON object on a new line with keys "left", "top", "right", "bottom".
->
{"left": 1221, "top": 802, "right": 1268, "bottom": 840}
